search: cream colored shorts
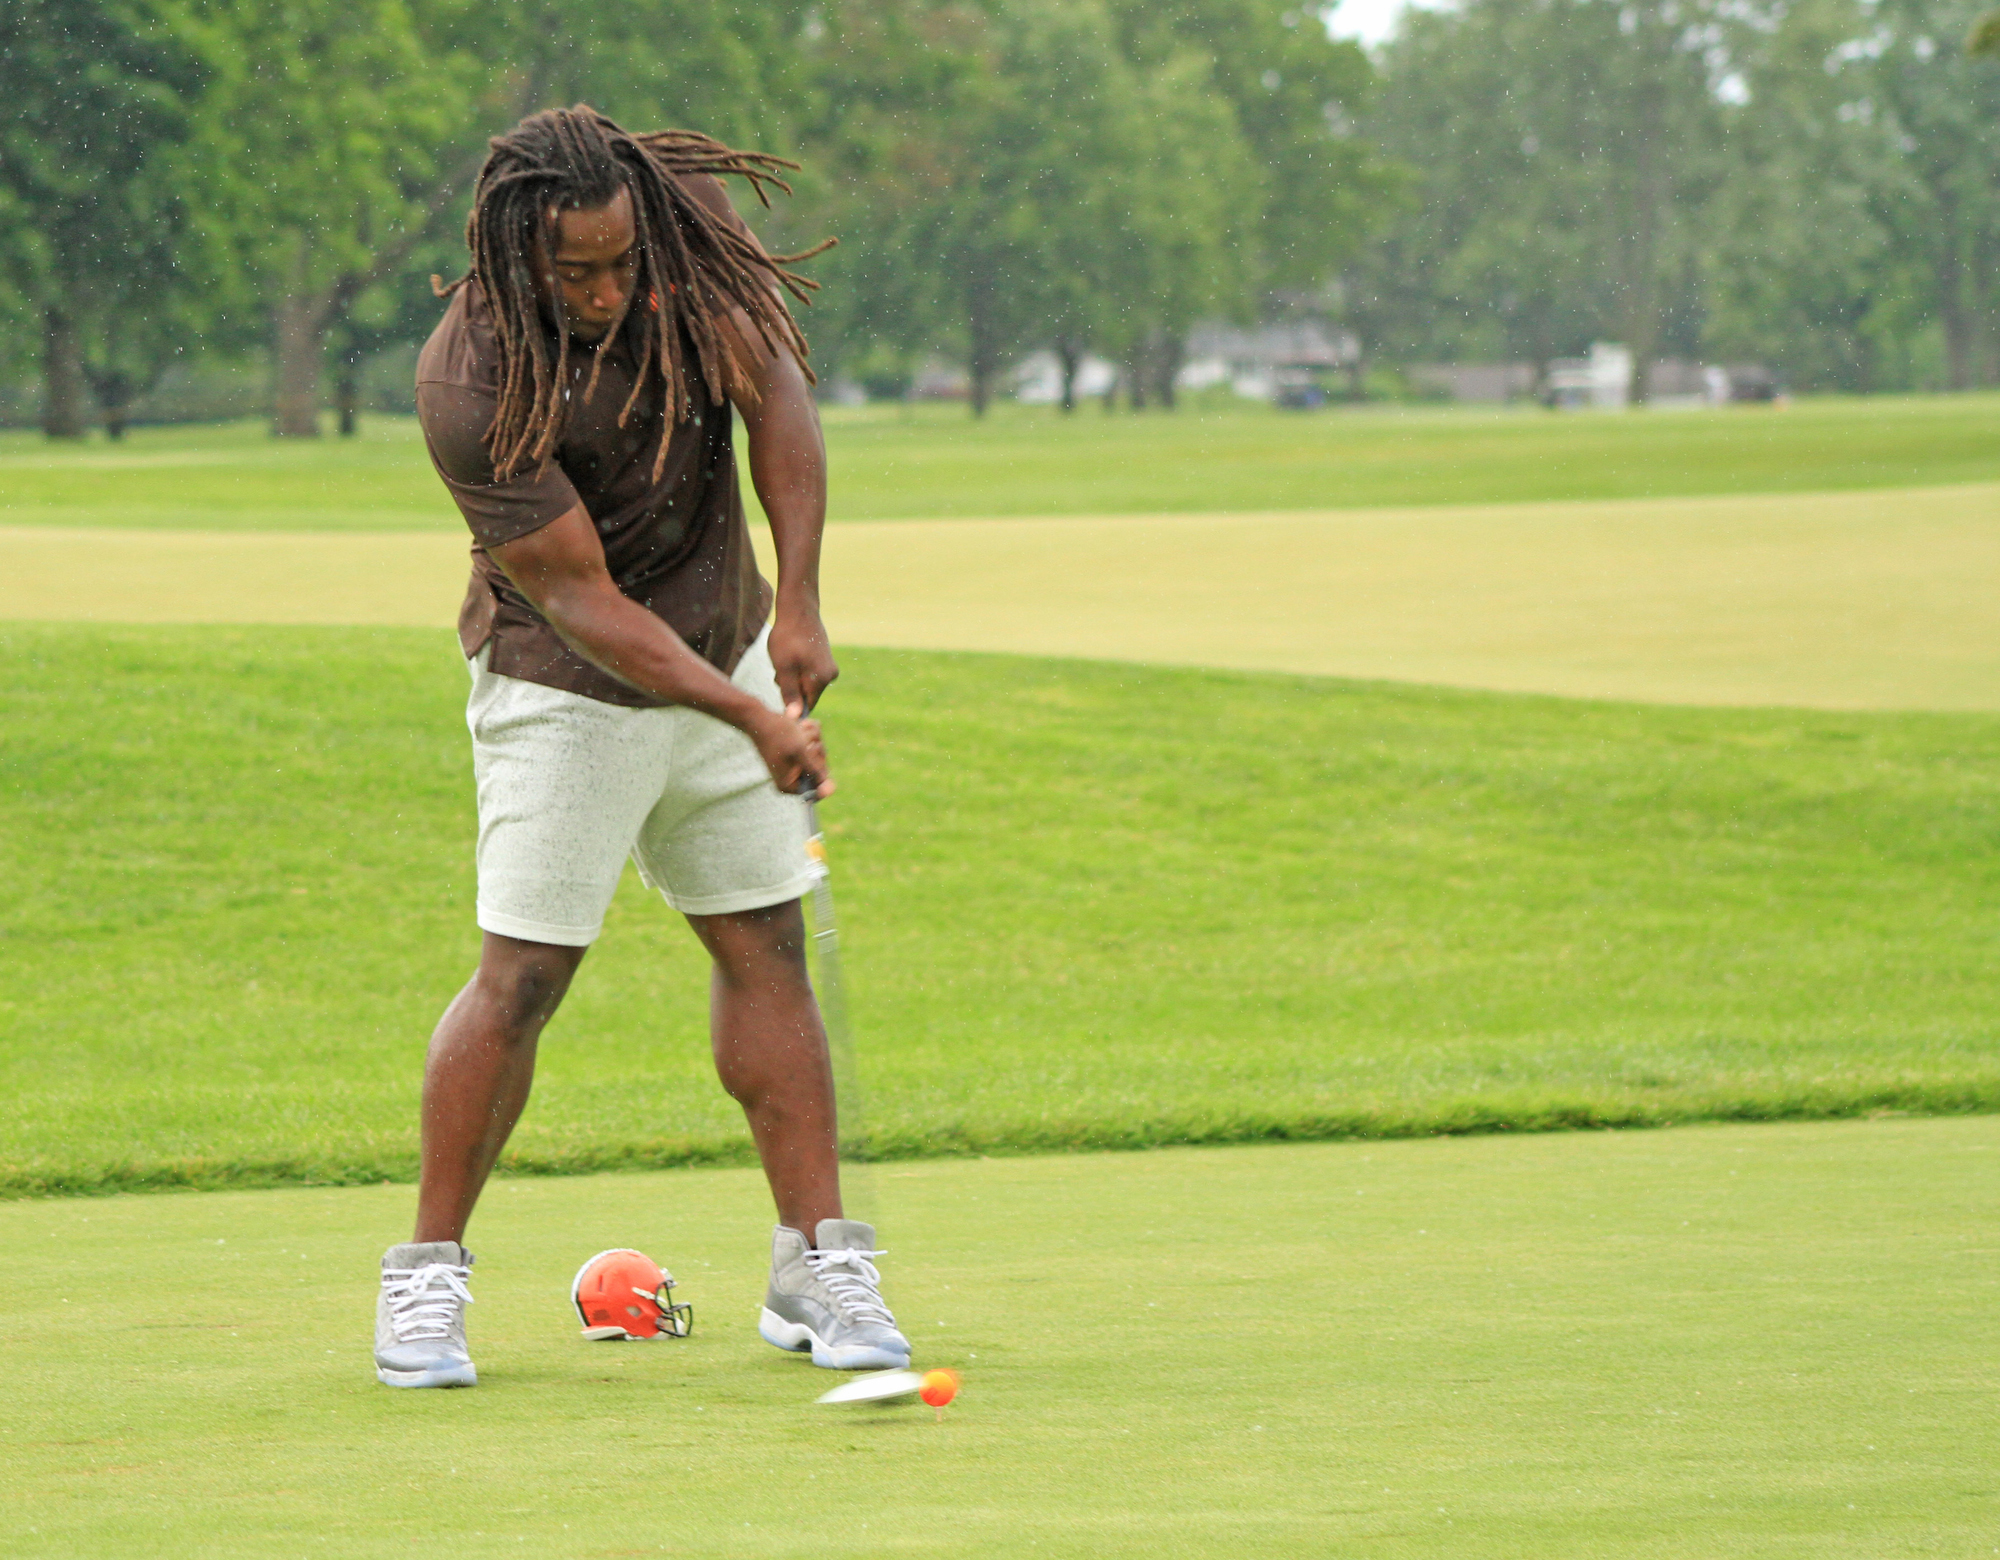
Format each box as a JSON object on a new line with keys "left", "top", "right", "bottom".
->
{"left": 466, "top": 628, "right": 817, "bottom": 946}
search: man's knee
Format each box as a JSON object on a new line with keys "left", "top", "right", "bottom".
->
{"left": 693, "top": 901, "right": 808, "bottom": 985}
{"left": 474, "top": 936, "right": 584, "bottom": 1032}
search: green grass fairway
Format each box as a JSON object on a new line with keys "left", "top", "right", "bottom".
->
{"left": 4, "top": 1120, "right": 1995, "bottom": 1558}
{"left": 5, "top": 624, "right": 1997, "bottom": 1196}
{"left": 2, "top": 393, "right": 1997, "bottom": 531}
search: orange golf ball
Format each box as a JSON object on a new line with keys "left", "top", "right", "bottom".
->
{"left": 919, "top": 1368, "right": 960, "bottom": 1407}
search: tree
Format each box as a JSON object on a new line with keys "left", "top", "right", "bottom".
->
{"left": 1857, "top": 0, "right": 2000, "bottom": 388}
{"left": 1094, "top": 49, "right": 1259, "bottom": 408}
{"left": 795, "top": 0, "right": 1265, "bottom": 414}
{"left": 797, "top": 0, "right": 1148, "bottom": 415}
{"left": 0, "top": 0, "right": 205, "bottom": 438}
{"left": 1700, "top": 0, "right": 1909, "bottom": 391}
{"left": 943, "top": 0, "right": 1141, "bottom": 414}
{"left": 1106, "top": 0, "right": 1390, "bottom": 294}
{"left": 1358, "top": 0, "right": 1726, "bottom": 395}
{"left": 783, "top": 0, "right": 986, "bottom": 394}
{"left": 182, "top": 0, "right": 815, "bottom": 438}
{"left": 182, "top": 0, "right": 494, "bottom": 437}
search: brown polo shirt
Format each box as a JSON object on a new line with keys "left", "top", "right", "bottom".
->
{"left": 416, "top": 281, "right": 771, "bottom": 707}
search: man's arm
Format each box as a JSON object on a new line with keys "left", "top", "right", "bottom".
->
{"left": 682, "top": 173, "right": 837, "bottom": 716}
{"left": 488, "top": 505, "right": 832, "bottom": 796}
{"left": 736, "top": 341, "right": 836, "bottom": 716}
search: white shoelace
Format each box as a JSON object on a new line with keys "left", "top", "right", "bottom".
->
{"left": 383, "top": 1262, "right": 473, "bottom": 1343}
{"left": 803, "top": 1246, "right": 897, "bottom": 1328}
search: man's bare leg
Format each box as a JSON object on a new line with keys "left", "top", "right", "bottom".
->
{"left": 413, "top": 932, "right": 587, "bottom": 1243}
{"left": 685, "top": 899, "right": 843, "bottom": 1236}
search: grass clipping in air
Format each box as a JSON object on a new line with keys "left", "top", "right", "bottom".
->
{"left": 2, "top": 624, "right": 1998, "bottom": 1197}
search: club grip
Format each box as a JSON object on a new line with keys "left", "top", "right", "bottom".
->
{"left": 795, "top": 773, "right": 821, "bottom": 800}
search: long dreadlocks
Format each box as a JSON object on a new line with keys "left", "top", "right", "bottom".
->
{"left": 436, "top": 105, "right": 831, "bottom": 481}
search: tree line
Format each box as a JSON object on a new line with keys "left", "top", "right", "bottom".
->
{"left": 1, "top": 0, "right": 1382, "bottom": 434}
{"left": 1352, "top": 0, "right": 2000, "bottom": 398}
{"left": 2, "top": 0, "right": 1994, "bottom": 439}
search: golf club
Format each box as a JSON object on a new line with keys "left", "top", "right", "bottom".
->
{"left": 798, "top": 772, "right": 874, "bottom": 1226}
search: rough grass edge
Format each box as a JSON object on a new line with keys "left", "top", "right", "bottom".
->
{"left": 6, "top": 1077, "right": 1998, "bottom": 1200}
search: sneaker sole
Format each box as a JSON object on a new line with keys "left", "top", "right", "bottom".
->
{"left": 758, "top": 1307, "right": 910, "bottom": 1371}
{"left": 375, "top": 1361, "right": 478, "bottom": 1389}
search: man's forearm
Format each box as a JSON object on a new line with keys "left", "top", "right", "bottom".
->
{"left": 536, "top": 575, "right": 775, "bottom": 730}
{"left": 486, "top": 502, "right": 829, "bottom": 794}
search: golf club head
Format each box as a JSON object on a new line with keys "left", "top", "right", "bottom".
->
{"left": 815, "top": 1368, "right": 925, "bottom": 1405}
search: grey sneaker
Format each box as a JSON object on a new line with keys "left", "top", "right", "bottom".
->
{"left": 374, "top": 1241, "right": 477, "bottom": 1388}
{"left": 759, "top": 1219, "right": 912, "bottom": 1370}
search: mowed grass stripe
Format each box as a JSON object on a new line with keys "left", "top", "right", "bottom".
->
{"left": 0, "top": 524, "right": 469, "bottom": 626}
{"left": 5, "top": 480, "right": 2000, "bottom": 711}
{"left": 3, "top": 625, "right": 1998, "bottom": 1197}
{"left": 809, "top": 484, "right": 2000, "bottom": 711}
{"left": 4, "top": 1122, "right": 1995, "bottom": 1557}
{"left": 5, "top": 393, "right": 2000, "bottom": 528}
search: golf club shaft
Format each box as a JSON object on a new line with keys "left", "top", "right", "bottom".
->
{"left": 799, "top": 777, "right": 874, "bottom": 1225}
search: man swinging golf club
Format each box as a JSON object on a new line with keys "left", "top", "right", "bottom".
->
{"left": 373, "top": 105, "right": 907, "bottom": 1388}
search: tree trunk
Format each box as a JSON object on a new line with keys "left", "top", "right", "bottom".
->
{"left": 97, "top": 378, "right": 134, "bottom": 440}
{"left": 335, "top": 359, "right": 360, "bottom": 438}
{"left": 1620, "top": 265, "right": 1659, "bottom": 409}
{"left": 1619, "top": 64, "right": 1665, "bottom": 410}
{"left": 967, "top": 277, "right": 998, "bottom": 418}
{"left": 1150, "top": 332, "right": 1184, "bottom": 410}
{"left": 273, "top": 293, "right": 327, "bottom": 438}
{"left": 1937, "top": 239, "right": 1975, "bottom": 391}
{"left": 1979, "top": 230, "right": 2000, "bottom": 388}
{"left": 1124, "top": 356, "right": 1147, "bottom": 411}
{"left": 1055, "top": 337, "right": 1082, "bottom": 414}
{"left": 41, "top": 308, "right": 88, "bottom": 440}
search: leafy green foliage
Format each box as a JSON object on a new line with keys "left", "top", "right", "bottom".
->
{"left": 1357, "top": 0, "right": 1724, "bottom": 380}
{"left": 0, "top": 0, "right": 209, "bottom": 431}
{"left": 1107, "top": 0, "right": 1389, "bottom": 293}
{"left": 793, "top": 0, "right": 1271, "bottom": 409}
{"left": 1854, "top": 0, "right": 2000, "bottom": 389}
{"left": 1355, "top": 0, "right": 2000, "bottom": 393}
{"left": 10, "top": 0, "right": 2000, "bottom": 421}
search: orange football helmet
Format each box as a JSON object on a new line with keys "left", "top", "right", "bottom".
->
{"left": 570, "top": 1248, "right": 693, "bottom": 1341}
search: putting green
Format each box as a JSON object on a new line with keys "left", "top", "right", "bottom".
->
{"left": 4, "top": 479, "right": 1999, "bottom": 709}
{"left": 5, "top": 1119, "right": 1995, "bottom": 1557}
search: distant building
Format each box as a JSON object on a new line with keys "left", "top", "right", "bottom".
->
{"left": 1619, "top": 356, "right": 1780, "bottom": 407}
{"left": 1544, "top": 343, "right": 1635, "bottom": 410}
{"left": 1012, "top": 351, "right": 1119, "bottom": 403}
{"left": 1407, "top": 363, "right": 1539, "bottom": 402}
{"left": 1408, "top": 349, "right": 1776, "bottom": 409}
{"left": 911, "top": 358, "right": 971, "bottom": 401}
{"left": 1177, "top": 322, "right": 1359, "bottom": 404}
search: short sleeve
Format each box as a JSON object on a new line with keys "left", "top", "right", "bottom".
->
{"left": 417, "top": 379, "right": 581, "bottom": 549}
